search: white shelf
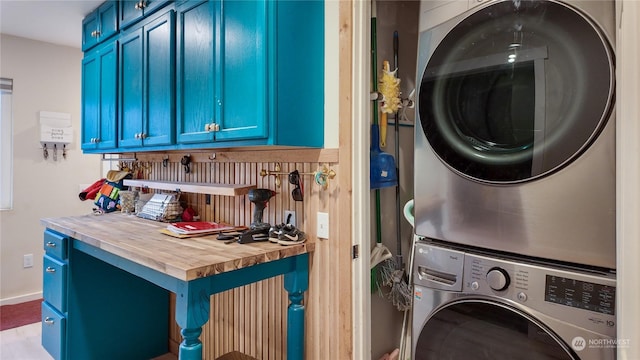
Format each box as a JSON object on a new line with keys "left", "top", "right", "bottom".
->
{"left": 123, "top": 179, "right": 256, "bottom": 197}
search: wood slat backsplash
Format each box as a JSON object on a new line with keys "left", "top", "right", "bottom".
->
{"left": 132, "top": 151, "right": 340, "bottom": 359}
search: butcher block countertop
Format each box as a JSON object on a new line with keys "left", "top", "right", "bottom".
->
{"left": 41, "top": 213, "right": 314, "bottom": 282}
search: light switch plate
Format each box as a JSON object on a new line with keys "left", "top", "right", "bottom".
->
{"left": 317, "top": 212, "right": 329, "bottom": 239}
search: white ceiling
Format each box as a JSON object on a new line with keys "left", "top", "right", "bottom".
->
{"left": 0, "top": 1, "right": 104, "bottom": 49}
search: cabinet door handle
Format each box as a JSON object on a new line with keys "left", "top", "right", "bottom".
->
{"left": 94, "top": 30, "right": 101, "bottom": 37}
{"left": 46, "top": 267, "right": 56, "bottom": 273}
{"left": 213, "top": 123, "right": 220, "bottom": 132}
{"left": 140, "top": 132, "right": 147, "bottom": 139}
{"left": 45, "top": 241, "right": 56, "bottom": 248}
{"left": 44, "top": 317, "right": 55, "bottom": 325}
{"left": 134, "top": 133, "right": 140, "bottom": 139}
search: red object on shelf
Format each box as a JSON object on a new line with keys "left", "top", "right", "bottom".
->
{"left": 166, "top": 221, "right": 234, "bottom": 235}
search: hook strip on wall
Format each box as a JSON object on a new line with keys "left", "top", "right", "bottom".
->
{"left": 260, "top": 163, "right": 336, "bottom": 189}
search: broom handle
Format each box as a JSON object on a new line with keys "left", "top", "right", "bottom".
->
{"left": 394, "top": 30, "right": 403, "bottom": 267}
{"left": 372, "top": 8, "right": 383, "bottom": 245}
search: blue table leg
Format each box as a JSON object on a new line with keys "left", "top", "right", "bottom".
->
{"left": 175, "top": 281, "right": 211, "bottom": 360}
{"left": 284, "top": 253, "right": 309, "bottom": 360}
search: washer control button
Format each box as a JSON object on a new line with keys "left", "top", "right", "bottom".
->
{"left": 471, "top": 281, "right": 479, "bottom": 290}
{"left": 486, "top": 267, "right": 510, "bottom": 291}
{"left": 517, "top": 292, "right": 528, "bottom": 302}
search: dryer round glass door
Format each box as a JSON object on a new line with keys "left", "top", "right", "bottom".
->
{"left": 414, "top": 300, "right": 577, "bottom": 359}
{"left": 418, "top": 0, "right": 614, "bottom": 183}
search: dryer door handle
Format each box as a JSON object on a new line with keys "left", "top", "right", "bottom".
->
{"left": 418, "top": 266, "right": 457, "bottom": 286}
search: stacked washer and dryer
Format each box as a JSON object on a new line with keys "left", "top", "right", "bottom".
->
{"left": 412, "top": 0, "right": 617, "bottom": 359}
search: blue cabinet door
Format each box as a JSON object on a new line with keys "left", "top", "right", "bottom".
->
{"left": 82, "top": 1, "right": 118, "bottom": 52}
{"left": 216, "top": 0, "right": 268, "bottom": 142}
{"left": 119, "top": 27, "right": 144, "bottom": 148}
{"left": 120, "top": 0, "right": 145, "bottom": 29}
{"left": 176, "top": 0, "right": 218, "bottom": 144}
{"left": 143, "top": 10, "right": 175, "bottom": 146}
{"left": 121, "top": 0, "right": 171, "bottom": 29}
{"left": 81, "top": 42, "right": 118, "bottom": 151}
{"left": 82, "top": 11, "right": 99, "bottom": 51}
{"left": 98, "top": 42, "right": 118, "bottom": 150}
{"left": 81, "top": 51, "right": 99, "bottom": 150}
{"left": 119, "top": 10, "right": 175, "bottom": 149}
{"left": 98, "top": 1, "right": 119, "bottom": 40}
{"left": 41, "top": 302, "right": 66, "bottom": 360}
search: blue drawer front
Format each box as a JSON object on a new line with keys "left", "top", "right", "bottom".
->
{"left": 43, "top": 255, "right": 67, "bottom": 311}
{"left": 43, "top": 230, "right": 69, "bottom": 260}
{"left": 42, "top": 301, "right": 66, "bottom": 360}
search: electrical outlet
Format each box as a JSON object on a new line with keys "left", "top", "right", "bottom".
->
{"left": 23, "top": 254, "right": 33, "bottom": 268}
{"left": 317, "top": 212, "right": 329, "bottom": 239}
{"left": 284, "top": 210, "right": 296, "bottom": 227}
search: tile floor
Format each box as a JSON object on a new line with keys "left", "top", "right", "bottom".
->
{"left": 0, "top": 323, "right": 52, "bottom": 360}
{"left": 0, "top": 322, "right": 177, "bottom": 360}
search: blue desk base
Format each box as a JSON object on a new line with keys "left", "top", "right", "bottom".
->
{"left": 69, "top": 240, "right": 309, "bottom": 360}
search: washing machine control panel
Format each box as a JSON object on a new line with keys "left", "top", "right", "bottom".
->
{"left": 459, "top": 249, "right": 616, "bottom": 336}
{"left": 412, "top": 242, "right": 616, "bottom": 336}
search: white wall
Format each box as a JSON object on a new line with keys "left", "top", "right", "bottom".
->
{"left": 0, "top": 34, "right": 102, "bottom": 305}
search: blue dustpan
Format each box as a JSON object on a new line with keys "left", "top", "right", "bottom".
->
{"left": 370, "top": 124, "right": 398, "bottom": 189}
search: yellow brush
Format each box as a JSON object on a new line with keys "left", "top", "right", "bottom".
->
{"left": 379, "top": 60, "right": 401, "bottom": 147}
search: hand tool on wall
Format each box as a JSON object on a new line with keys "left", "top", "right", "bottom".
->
{"left": 385, "top": 30, "right": 411, "bottom": 312}
{"left": 370, "top": 2, "right": 397, "bottom": 190}
{"left": 378, "top": 59, "right": 401, "bottom": 148}
{"left": 371, "top": 0, "right": 397, "bottom": 293}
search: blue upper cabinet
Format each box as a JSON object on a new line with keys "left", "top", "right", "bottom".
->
{"left": 216, "top": 0, "right": 268, "bottom": 142}
{"left": 82, "top": 0, "right": 119, "bottom": 51}
{"left": 120, "top": 0, "right": 171, "bottom": 29}
{"left": 81, "top": 41, "right": 118, "bottom": 151}
{"left": 271, "top": 0, "right": 325, "bottom": 147}
{"left": 176, "top": 0, "right": 325, "bottom": 148}
{"left": 176, "top": 0, "right": 218, "bottom": 144}
{"left": 81, "top": 0, "right": 324, "bottom": 153}
{"left": 119, "top": 10, "right": 176, "bottom": 149}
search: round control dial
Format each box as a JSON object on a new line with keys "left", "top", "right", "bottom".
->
{"left": 486, "top": 267, "right": 510, "bottom": 291}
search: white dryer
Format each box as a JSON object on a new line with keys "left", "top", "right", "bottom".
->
{"left": 414, "top": 0, "right": 616, "bottom": 269}
{"left": 412, "top": 240, "right": 617, "bottom": 360}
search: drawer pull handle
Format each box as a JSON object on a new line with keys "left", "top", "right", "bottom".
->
{"left": 45, "top": 241, "right": 56, "bottom": 248}
{"left": 44, "top": 317, "right": 55, "bottom": 325}
{"left": 46, "top": 267, "right": 56, "bottom": 273}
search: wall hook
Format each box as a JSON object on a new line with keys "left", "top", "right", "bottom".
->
{"left": 260, "top": 163, "right": 282, "bottom": 187}
{"left": 208, "top": 153, "right": 216, "bottom": 161}
{"left": 43, "top": 144, "right": 49, "bottom": 159}
{"left": 181, "top": 154, "right": 192, "bottom": 173}
{"left": 162, "top": 156, "right": 169, "bottom": 168}
{"left": 260, "top": 163, "right": 337, "bottom": 189}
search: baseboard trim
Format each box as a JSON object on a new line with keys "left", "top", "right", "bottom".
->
{"left": 0, "top": 292, "right": 43, "bottom": 306}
